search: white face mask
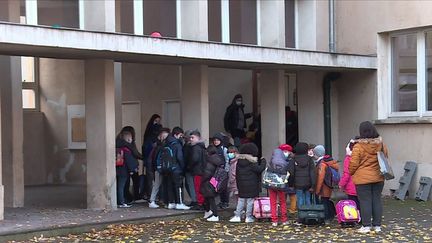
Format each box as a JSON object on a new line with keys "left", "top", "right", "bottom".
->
{"left": 283, "top": 152, "right": 290, "bottom": 158}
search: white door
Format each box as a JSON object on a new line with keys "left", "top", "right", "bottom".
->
{"left": 122, "top": 102, "right": 142, "bottom": 147}
{"left": 163, "top": 100, "right": 181, "bottom": 129}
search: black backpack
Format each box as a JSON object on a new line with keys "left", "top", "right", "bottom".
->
{"left": 156, "top": 142, "right": 178, "bottom": 174}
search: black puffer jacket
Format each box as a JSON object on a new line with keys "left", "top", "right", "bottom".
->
{"left": 224, "top": 94, "right": 252, "bottom": 133}
{"left": 236, "top": 153, "right": 266, "bottom": 198}
{"left": 289, "top": 142, "right": 316, "bottom": 191}
{"left": 187, "top": 141, "right": 206, "bottom": 176}
{"left": 200, "top": 153, "right": 224, "bottom": 198}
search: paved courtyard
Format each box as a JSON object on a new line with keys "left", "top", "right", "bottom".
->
{"left": 6, "top": 199, "right": 432, "bottom": 243}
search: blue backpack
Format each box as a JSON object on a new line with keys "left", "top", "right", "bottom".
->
{"left": 323, "top": 162, "right": 340, "bottom": 189}
{"left": 156, "top": 143, "right": 178, "bottom": 174}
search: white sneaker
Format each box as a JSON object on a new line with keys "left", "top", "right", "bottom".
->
{"left": 358, "top": 226, "right": 371, "bottom": 233}
{"left": 168, "top": 203, "right": 176, "bottom": 209}
{"left": 175, "top": 204, "right": 191, "bottom": 210}
{"left": 118, "top": 203, "right": 131, "bottom": 208}
{"left": 245, "top": 217, "right": 255, "bottom": 223}
{"left": 207, "top": 216, "right": 219, "bottom": 222}
{"left": 203, "top": 210, "right": 213, "bottom": 219}
{"left": 282, "top": 221, "right": 290, "bottom": 226}
{"left": 373, "top": 226, "right": 382, "bottom": 232}
{"left": 272, "top": 222, "right": 278, "bottom": 227}
{"left": 149, "top": 201, "right": 159, "bottom": 208}
{"left": 229, "top": 216, "right": 241, "bottom": 223}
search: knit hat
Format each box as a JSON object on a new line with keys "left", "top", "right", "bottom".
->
{"left": 278, "top": 144, "right": 293, "bottom": 152}
{"left": 239, "top": 143, "right": 259, "bottom": 157}
{"left": 294, "top": 142, "right": 308, "bottom": 155}
{"left": 313, "top": 145, "right": 326, "bottom": 158}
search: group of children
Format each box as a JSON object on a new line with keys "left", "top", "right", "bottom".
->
{"left": 115, "top": 124, "right": 360, "bottom": 226}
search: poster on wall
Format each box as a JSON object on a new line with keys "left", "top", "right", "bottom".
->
{"left": 67, "top": 105, "right": 86, "bottom": 150}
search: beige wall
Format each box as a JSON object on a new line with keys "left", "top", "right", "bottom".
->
{"left": 336, "top": 0, "right": 432, "bottom": 54}
{"left": 39, "top": 58, "right": 86, "bottom": 185}
{"left": 208, "top": 68, "right": 253, "bottom": 136}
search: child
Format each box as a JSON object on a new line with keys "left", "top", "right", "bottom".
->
{"left": 116, "top": 130, "right": 139, "bottom": 208}
{"left": 339, "top": 141, "right": 360, "bottom": 210}
{"left": 289, "top": 142, "right": 316, "bottom": 207}
{"left": 230, "top": 143, "right": 266, "bottom": 223}
{"left": 267, "top": 144, "right": 292, "bottom": 226}
{"left": 227, "top": 146, "right": 239, "bottom": 202}
{"left": 201, "top": 145, "right": 225, "bottom": 222}
{"left": 188, "top": 130, "right": 207, "bottom": 209}
{"left": 314, "top": 145, "right": 339, "bottom": 221}
{"left": 212, "top": 133, "right": 230, "bottom": 209}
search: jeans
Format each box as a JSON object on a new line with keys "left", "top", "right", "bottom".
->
{"left": 117, "top": 176, "right": 128, "bottom": 205}
{"left": 185, "top": 172, "right": 197, "bottom": 203}
{"left": 125, "top": 172, "right": 141, "bottom": 202}
{"left": 296, "top": 189, "right": 311, "bottom": 207}
{"left": 234, "top": 198, "right": 254, "bottom": 218}
{"left": 269, "top": 189, "right": 287, "bottom": 223}
{"left": 204, "top": 197, "right": 218, "bottom": 216}
{"left": 356, "top": 182, "right": 384, "bottom": 227}
{"left": 150, "top": 171, "right": 162, "bottom": 202}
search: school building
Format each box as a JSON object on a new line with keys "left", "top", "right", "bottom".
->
{"left": 0, "top": 0, "right": 431, "bottom": 220}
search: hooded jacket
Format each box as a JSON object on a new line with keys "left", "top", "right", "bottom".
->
{"left": 316, "top": 155, "right": 339, "bottom": 198}
{"left": 289, "top": 143, "right": 316, "bottom": 190}
{"left": 339, "top": 155, "right": 357, "bottom": 196}
{"left": 268, "top": 149, "right": 290, "bottom": 175}
{"left": 115, "top": 138, "right": 139, "bottom": 177}
{"left": 224, "top": 94, "right": 252, "bottom": 132}
{"left": 200, "top": 153, "right": 225, "bottom": 198}
{"left": 228, "top": 156, "right": 239, "bottom": 195}
{"left": 164, "top": 134, "right": 185, "bottom": 174}
{"left": 236, "top": 154, "right": 266, "bottom": 198}
{"left": 349, "top": 137, "right": 388, "bottom": 185}
{"left": 187, "top": 140, "right": 206, "bottom": 176}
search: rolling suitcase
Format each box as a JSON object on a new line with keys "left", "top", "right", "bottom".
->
{"left": 253, "top": 197, "right": 272, "bottom": 219}
{"left": 336, "top": 200, "right": 360, "bottom": 225}
{"left": 297, "top": 195, "right": 325, "bottom": 225}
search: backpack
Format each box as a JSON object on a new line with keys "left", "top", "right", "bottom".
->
{"left": 116, "top": 148, "right": 125, "bottom": 167}
{"left": 156, "top": 142, "right": 178, "bottom": 174}
{"left": 210, "top": 166, "right": 228, "bottom": 193}
{"left": 323, "top": 162, "right": 340, "bottom": 188}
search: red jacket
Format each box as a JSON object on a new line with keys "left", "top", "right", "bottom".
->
{"left": 339, "top": 156, "right": 357, "bottom": 196}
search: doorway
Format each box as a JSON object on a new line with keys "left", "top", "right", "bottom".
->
{"left": 162, "top": 100, "right": 181, "bottom": 129}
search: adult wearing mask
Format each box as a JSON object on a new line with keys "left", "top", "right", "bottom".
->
{"left": 224, "top": 94, "right": 253, "bottom": 146}
{"left": 349, "top": 121, "right": 388, "bottom": 234}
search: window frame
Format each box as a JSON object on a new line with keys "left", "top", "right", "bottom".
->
{"left": 22, "top": 57, "right": 40, "bottom": 111}
{"left": 389, "top": 30, "right": 432, "bottom": 118}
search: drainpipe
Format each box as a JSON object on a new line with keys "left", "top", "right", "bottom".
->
{"left": 323, "top": 72, "right": 340, "bottom": 155}
{"left": 329, "top": 0, "right": 336, "bottom": 52}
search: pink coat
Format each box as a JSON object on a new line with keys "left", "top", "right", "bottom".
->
{"left": 339, "top": 155, "right": 357, "bottom": 196}
{"left": 228, "top": 158, "right": 238, "bottom": 195}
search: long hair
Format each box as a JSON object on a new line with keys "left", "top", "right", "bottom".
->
{"left": 359, "top": 121, "right": 380, "bottom": 139}
{"left": 143, "top": 114, "right": 161, "bottom": 142}
{"left": 117, "top": 126, "right": 136, "bottom": 141}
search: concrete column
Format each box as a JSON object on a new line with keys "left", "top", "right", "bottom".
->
{"left": 296, "top": 0, "right": 329, "bottom": 51}
{"left": 176, "top": 0, "right": 208, "bottom": 41}
{"left": 25, "top": 0, "right": 38, "bottom": 25}
{"left": 114, "top": 62, "right": 122, "bottom": 134}
{"left": 133, "top": 0, "right": 144, "bottom": 35}
{"left": 81, "top": 0, "right": 116, "bottom": 32}
{"left": 181, "top": 65, "right": 210, "bottom": 141}
{"left": 259, "top": 70, "right": 286, "bottom": 161}
{"left": 257, "top": 0, "right": 285, "bottom": 47}
{"left": 85, "top": 60, "right": 117, "bottom": 210}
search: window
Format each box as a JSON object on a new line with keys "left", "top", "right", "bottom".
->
{"left": 390, "top": 30, "right": 432, "bottom": 117}
{"left": 21, "top": 57, "right": 39, "bottom": 110}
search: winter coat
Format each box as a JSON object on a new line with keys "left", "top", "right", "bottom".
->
{"left": 224, "top": 95, "right": 252, "bottom": 133}
{"left": 289, "top": 154, "right": 316, "bottom": 190}
{"left": 116, "top": 138, "right": 139, "bottom": 177}
{"left": 187, "top": 141, "right": 206, "bottom": 176}
{"left": 200, "top": 153, "right": 225, "bottom": 198}
{"left": 116, "top": 137, "right": 143, "bottom": 160}
{"left": 236, "top": 154, "right": 266, "bottom": 198}
{"left": 268, "top": 149, "right": 290, "bottom": 175}
{"left": 164, "top": 135, "right": 185, "bottom": 174}
{"left": 315, "top": 156, "right": 339, "bottom": 198}
{"left": 349, "top": 137, "right": 388, "bottom": 185}
{"left": 228, "top": 157, "right": 239, "bottom": 195}
{"left": 339, "top": 155, "right": 357, "bottom": 196}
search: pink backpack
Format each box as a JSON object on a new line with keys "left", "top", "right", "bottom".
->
{"left": 253, "top": 197, "right": 272, "bottom": 219}
{"left": 336, "top": 200, "right": 361, "bottom": 224}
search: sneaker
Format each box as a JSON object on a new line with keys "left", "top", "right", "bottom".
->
{"left": 207, "top": 215, "right": 220, "bottom": 222}
{"left": 358, "top": 226, "right": 371, "bottom": 233}
{"left": 118, "top": 203, "right": 131, "bottom": 208}
{"left": 229, "top": 216, "right": 241, "bottom": 223}
{"left": 245, "top": 217, "right": 255, "bottom": 223}
{"left": 149, "top": 201, "right": 159, "bottom": 208}
{"left": 168, "top": 203, "right": 176, "bottom": 209}
{"left": 282, "top": 221, "right": 290, "bottom": 226}
{"left": 175, "top": 204, "right": 191, "bottom": 210}
{"left": 373, "top": 226, "right": 382, "bottom": 232}
{"left": 272, "top": 222, "right": 278, "bottom": 227}
{"left": 203, "top": 210, "right": 213, "bottom": 219}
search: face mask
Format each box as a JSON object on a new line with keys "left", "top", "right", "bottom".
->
{"left": 283, "top": 152, "right": 290, "bottom": 158}
{"left": 236, "top": 101, "right": 242, "bottom": 106}
{"left": 228, "top": 153, "right": 235, "bottom": 159}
